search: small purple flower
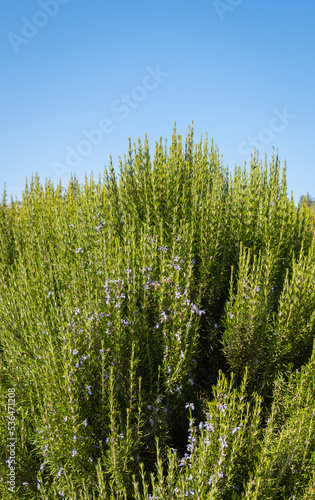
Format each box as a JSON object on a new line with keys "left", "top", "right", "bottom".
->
{"left": 73, "top": 435, "right": 77, "bottom": 442}
{"left": 205, "top": 422, "right": 214, "bottom": 432}
{"left": 72, "top": 349, "right": 78, "bottom": 355}
{"left": 232, "top": 426, "right": 240, "bottom": 434}
{"left": 219, "top": 437, "right": 228, "bottom": 448}
{"left": 64, "top": 416, "right": 68, "bottom": 422}
{"left": 83, "top": 419, "right": 88, "bottom": 427}
{"left": 86, "top": 385, "right": 92, "bottom": 395}
{"left": 185, "top": 403, "right": 194, "bottom": 410}
{"left": 57, "top": 466, "right": 63, "bottom": 478}
{"left": 47, "top": 291, "right": 53, "bottom": 297}
{"left": 71, "top": 449, "right": 77, "bottom": 457}
{"left": 256, "top": 286, "right": 261, "bottom": 292}
{"left": 160, "top": 311, "right": 167, "bottom": 321}
{"left": 75, "top": 248, "right": 83, "bottom": 254}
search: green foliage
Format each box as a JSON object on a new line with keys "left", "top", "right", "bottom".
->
{"left": 0, "top": 124, "right": 314, "bottom": 498}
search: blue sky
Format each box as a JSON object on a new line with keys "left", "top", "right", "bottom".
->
{"left": 1, "top": 0, "right": 314, "bottom": 204}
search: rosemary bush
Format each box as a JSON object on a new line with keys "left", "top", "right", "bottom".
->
{"left": 0, "top": 124, "right": 314, "bottom": 499}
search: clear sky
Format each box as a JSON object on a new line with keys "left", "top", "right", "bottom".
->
{"left": 1, "top": 0, "right": 314, "bottom": 204}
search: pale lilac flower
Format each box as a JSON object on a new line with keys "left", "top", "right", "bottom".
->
{"left": 75, "top": 248, "right": 83, "bottom": 254}
{"left": 83, "top": 419, "right": 88, "bottom": 427}
{"left": 185, "top": 403, "right": 194, "bottom": 410}
{"left": 185, "top": 489, "right": 194, "bottom": 496}
{"left": 71, "top": 449, "right": 77, "bottom": 457}
{"left": 64, "top": 416, "right": 68, "bottom": 422}
{"left": 86, "top": 385, "right": 92, "bottom": 395}
{"left": 219, "top": 437, "right": 228, "bottom": 448}
{"left": 232, "top": 426, "right": 240, "bottom": 434}
{"left": 57, "top": 466, "right": 63, "bottom": 478}
{"left": 160, "top": 311, "right": 167, "bottom": 321}
{"left": 47, "top": 291, "right": 53, "bottom": 297}
{"left": 205, "top": 422, "right": 214, "bottom": 432}
{"left": 72, "top": 349, "right": 78, "bottom": 355}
